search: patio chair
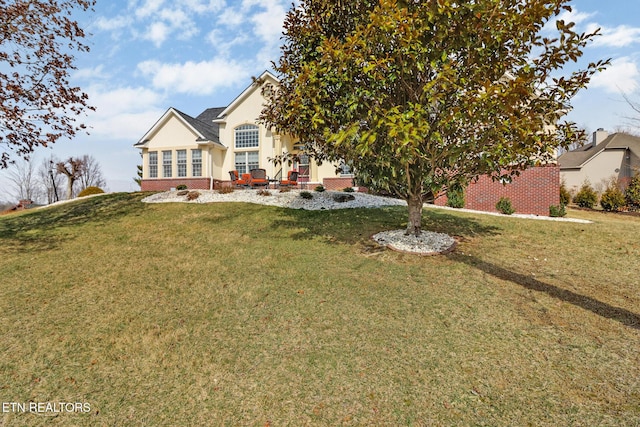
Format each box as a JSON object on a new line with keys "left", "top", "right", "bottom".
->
{"left": 229, "top": 170, "right": 249, "bottom": 187}
{"left": 279, "top": 170, "right": 298, "bottom": 188}
{"left": 249, "top": 168, "right": 268, "bottom": 188}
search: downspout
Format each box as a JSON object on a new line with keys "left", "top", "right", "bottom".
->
{"left": 209, "top": 147, "right": 214, "bottom": 190}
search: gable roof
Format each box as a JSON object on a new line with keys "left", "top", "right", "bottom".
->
{"left": 212, "top": 70, "right": 278, "bottom": 123}
{"left": 558, "top": 133, "right": 640, "bottom": 170}
{"left": 134, "top": 107, "right": 226, "bottom": 148}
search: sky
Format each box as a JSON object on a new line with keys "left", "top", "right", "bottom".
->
{"left": 1, "top": 0, "right": 640, "bottom": 201}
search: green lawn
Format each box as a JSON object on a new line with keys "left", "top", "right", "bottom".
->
{"left": 0, "top": 193, "right": 638, "bottom": 426}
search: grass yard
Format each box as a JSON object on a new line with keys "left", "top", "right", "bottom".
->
{"left": 0, "top": 192, "right": 638, "bottom": 426}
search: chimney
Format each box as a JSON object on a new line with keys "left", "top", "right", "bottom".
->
{"left": 592, "top": 128, "right": 608, "bottom": 146}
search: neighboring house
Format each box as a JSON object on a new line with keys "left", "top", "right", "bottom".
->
{"left": 135, "top": 71, "right": 353, "bottom": 192}
{"left": 558, "top": 130, "right": 640, "bottom": 192}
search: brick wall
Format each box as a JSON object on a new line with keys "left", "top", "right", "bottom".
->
{"left": 323, "top": 177, "right": 355, "bottom": 190}
{"left": 141, "top": 178, "right": 211, "bottom": 191}
{"left": 433, "top": 166, "right": 560, "bottom": 216}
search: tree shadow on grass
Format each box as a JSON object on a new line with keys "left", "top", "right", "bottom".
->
{"left": 269, "top": 205, "right": 500, "bottom": 246}
{"left": 0, "top": 193, "right": 151, "bottom": 253}
{"left": 448, "top": 252, "right": 640, "bottom": 330}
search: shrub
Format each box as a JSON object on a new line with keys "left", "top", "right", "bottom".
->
{"left": 625, "top": 172, "right": 640, "bottom": 211}
{"left": 279, "top": 187, "right": 291, "bottom": 193}
{"left": 257, "top": 189, "right": 271, "bottom": 196}
{"left": 600, "top": 181, "right": 625, "bottom": 212}
{"left": 78, "top": 186, "right": 105, "bottom": 197}
{"left": 496, "top": 197, "right": 515, "bottom": 215}
{"left": 573, "top": 181, "right": 598, "bottom": 209}
{"left": 549, "top": 204, "right": 566, "bottom": 217}
{"left": 300, "top": 191, "right": 313, "bottom": 199}
{"left": 217, "top": 186, "right": 234, "bottom": 194}
{"left": 446, "top": 186, "right": 465, "bottom": 209}
{"left": 333, "top": 193, "right": 355, "bottom": 203}
{"left": 314, "top": 185, "right": 325, "bottom": 192}
{"left": 176, "top": 184, "right": 188, "bottom": 190}
{"left": 559, "top": 182, "right": 571, "bottom": 206}
{"left": 186, "top": 191, "right": 200, "bottom": 201}
{"left": 342, "top": 187, "right": 355, "bottom": 192}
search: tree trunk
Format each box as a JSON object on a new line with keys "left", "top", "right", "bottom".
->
{"left": 405, "top": 195, "right": 424, "bottom": 236}
{"left": 66, "top": 178, "right": 74, "bottom": 200}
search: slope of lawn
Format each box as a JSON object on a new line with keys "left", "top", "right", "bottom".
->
{"left": 0, "top": 192, "right": 638, "bottom": 426}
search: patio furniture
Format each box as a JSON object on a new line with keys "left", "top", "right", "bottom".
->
{"left": 229, "top": 170, "right": 249, "bottom": 187}
{"left": 249, "top": 168, "right": 268, "bottom": 188}
{"left": 279, "top": 170, "right": 299, "bottom": 188}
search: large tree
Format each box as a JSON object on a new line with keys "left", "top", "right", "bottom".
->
{"left": 261, "top": 0, "right": 607, "bottom": 235}
{"left": 0, "top": 0, "right": 95, "bottom": 168}
{"left": 56, "top": 157, "right": 83, "bottom": 200}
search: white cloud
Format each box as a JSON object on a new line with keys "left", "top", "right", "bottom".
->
{"left": 587, "top": 24, "right": 640, "bottom": 48}
{"left": 144, "top": 21, "right": 170, "bottom": 47}
{"left": 250, "top": 0, "right": 286, "bottom": 45}
{"left": 84, "top": 85, "right": 166, "bottom": 139}
{"left": 135, "top": 0, "right": 165, "bottom": 19}
{"left": 137, "top": 59, "right": 251, "bottom": 95}
{"left": 590, "top": 57, "right": 640, "bottom": 93}
{"left": 95, "top": 15, "right": 133, "bottom": 32}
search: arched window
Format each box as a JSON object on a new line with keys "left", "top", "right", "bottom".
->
{"left": 234, "top": 124, "right": 259, "bottom": 148}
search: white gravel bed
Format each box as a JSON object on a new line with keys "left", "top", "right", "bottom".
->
{"left": 142, "top": 189, "right": 406, "bottom": 210}
{"left": 372, "top": 230, "right": 457, "bottom": 255}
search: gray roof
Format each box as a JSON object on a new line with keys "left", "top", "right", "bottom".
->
{"left": 558, "top": 133, "right": 640, "bottom": 169}
{"left": 174, "top": 108, "right": 224, "bottom": 144}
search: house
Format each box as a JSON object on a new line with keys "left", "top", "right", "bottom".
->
{"left": 558, "top": 130, "right": 640, "bottom": 192}
{"left": 135, "top": 71, "right": 354, "bottom": 192}
{"left": 136, "top": 70, "right": 560, "bottom": 216}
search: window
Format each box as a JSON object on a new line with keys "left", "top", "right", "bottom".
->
{"left": 148, "top": 151, "right": 158, "bottom": 178}
{"left": 340, "top": 161, "right": 353, "bottom": 176}
{"left": 296, "top": 154, "right": 310, "bottom": 181}
{"left": 234, "top": 124, "right": 259, "bottom": 148}
{"left": 177, "top": 150, "right": 187, "bottom": 177}
{"left": 235, "top": 151, "right": 259, "bottom": 175}
{"left": 192, "top": 149, "right": 202, "bottom": 177}
{"left": 162, "top": 151, "right": 172, "bottom": 178}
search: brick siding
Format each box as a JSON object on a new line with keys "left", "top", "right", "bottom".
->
{"left": 141, "top": 178, "right": 212, "bottom": 191}
{"left": 433, "top": 166, "right": 560, "bottom": 216}
{"left": 322, "top": 177, "right": 355, "bottom": 191}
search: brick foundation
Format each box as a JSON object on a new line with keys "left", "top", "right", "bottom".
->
{"left": 141, "top": 178, "right": 212, "bottom": 191}
{"left": 322, "top": 177, "right": 355, "bottom": 191}
{"left": 433, "top": 166, "right": 560, "bottom": 216}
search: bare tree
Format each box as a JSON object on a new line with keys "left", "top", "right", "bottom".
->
{"left": 0, "top": 0, "right": 96, "bottom": 168}
{"left": 38, "top": 155, "right": 64, "bottom": 204}
{"left": 7, "top": 158, "right": 41, "bottom": 202}
{"left": 622, "top": 92, "right": 640, "bottom": 131}
{"left": 57, "top": 157, "right": 84, "bottom": 200}
{"left": 77, "top": 154, "right": 106, "bottom": 191}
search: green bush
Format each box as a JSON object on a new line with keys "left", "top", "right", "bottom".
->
{"left": 549, "top": 204, "right": 566, "bottom": 217}
{"left": 176, "top": 184, "right": 188, "bottom": 191}
{"left": 600, "top": 182, "right": 625, "bottom": 212}
{"left": 625, "top": 172, "right": 640, "bottom": 211}
{"left": 314, "top": 185, "right": 325, "bottom": 192}
{"left": 300, "top": 191, "right": 313, "bottom": 199}
{"left": 559, "top": 182, "right": 571, "bottom": 206}
{"left": 77, "top": 186, "right": 105, "bottom": 197}
{"left": 496, "top": 197, "right": 515, "bottom": 215}
{"left": 446, "top": 186, "right": 465, "bottom": 209}
{"left": 342, "top": 187, "right": 355, "bottom": 192}
{"left": 573, "top": 181, "right": 598, "bottom": 209}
